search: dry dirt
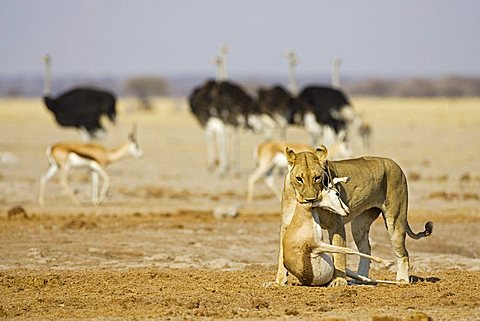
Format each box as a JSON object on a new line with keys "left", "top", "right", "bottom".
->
{"left": 0, "top": 97, "right": 479, "bottom": 320}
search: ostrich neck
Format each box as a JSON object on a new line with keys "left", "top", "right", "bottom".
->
{"left": 107, "top": 142, "right": 130, "bottom": 163}
{"left": 217, "top": 51, "right": 227, "bottom": 82}
{"left": 332, "top": 59, "right": 341, "bottom": 88}
{"left": 220, "top": 55, "right": 227, "bottom": 81}
{"left": 43, "top": 60, "right": 52, "bottom": 96}
{"left": 288, "top": 63, "right": 298, "bottom": 96}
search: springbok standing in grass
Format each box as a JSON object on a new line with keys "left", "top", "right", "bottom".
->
{"left": 38, "top": 126, "right": 143, "bottom": 206}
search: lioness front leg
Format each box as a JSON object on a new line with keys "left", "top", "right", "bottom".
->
{"left": 275, "top": 225, "right": 289, "bottom": 285}
{"left": 327, "top": 215, "right": 348, "bottom": 287}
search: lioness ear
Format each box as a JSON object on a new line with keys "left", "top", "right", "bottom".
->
{"left": 285, "top": 147, "right": 296, "bottom": 165}
{"left": 315, "top": 145, "right": 328, "bottom": 161}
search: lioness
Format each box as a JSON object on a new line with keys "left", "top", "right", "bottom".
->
{"left": 283, "top": 180, "right": 399, "bottom": 286}
{"left": 276, "top": 146, "right": 432, "bottom": 286}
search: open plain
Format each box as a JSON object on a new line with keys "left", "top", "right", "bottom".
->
{"left": 0, "top": 97, "right": 479, "bottom": 320}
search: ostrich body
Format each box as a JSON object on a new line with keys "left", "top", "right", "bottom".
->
{"left": 42, "top": 55, "right": 117, "bottom": 140}
{"left": 189, "top": 79, "right": 256, "bottom": 175}
{"left": 255, "top": 85, "right": 297, "bottom": 139}
{"left": 294, "top": 86, "right": 354, "bottom": 158}
{"left": 297, "top": 86, "right": 351, "bottom": 125}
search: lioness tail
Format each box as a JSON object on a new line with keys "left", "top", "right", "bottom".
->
{"left": 407, "top": 221, "right": 433, "bottom": 239}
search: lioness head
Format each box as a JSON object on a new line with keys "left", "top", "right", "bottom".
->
{"left": 286, "top": 145, "right": 328, "bottom": 204}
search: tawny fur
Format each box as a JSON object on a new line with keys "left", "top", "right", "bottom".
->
{"left": 282, "top": 200, "right": 396, "bottom": 286}
{"left": 275, "top": 146, "right": 432, "bottom": 286}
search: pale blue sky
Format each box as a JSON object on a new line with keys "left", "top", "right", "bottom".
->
{"left": 1, "top": 0, "right": 479, "bottom": 78}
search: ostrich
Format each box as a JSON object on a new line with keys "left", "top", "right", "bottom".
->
{"left": 189, "top": 45, "right": 260, "bottom": 175}
{"left": 255, "top": 85, "right": 296, "bottom": 140}
{"left": 245, "top": 50, "right": 301, "bottom": 141}
{"left": 42, "top": 55, "right": 117, "bottom": 141}
{"left": 189, "top": 79, "right": 256, "bottom": 175}
{"left": 296, "top": 85, "right": 354, "bottom": 154}
{"left": 278, "top": 52, "right": 353, "bottom": 157}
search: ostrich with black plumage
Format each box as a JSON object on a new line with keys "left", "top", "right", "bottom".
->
{"left": 189, "top": 78, "right": 257, "bottom": 176}
{"left": 189, "top": 45, "right": 259, "bottom": 175}
{"left": 41, "top": 55, "right": 117, "bottom": 141}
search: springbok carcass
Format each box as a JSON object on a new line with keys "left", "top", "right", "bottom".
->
{"left": 38, "top": 126, "right": 143, "bottom": 206}
{"left": 281, "top": 190, "right": 399, "bottom": 286}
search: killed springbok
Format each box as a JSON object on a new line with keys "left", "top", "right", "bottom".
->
{"left": 38, "top": 126, "right": 143, "bottom": 206}
{"left": 313, "top": 176, "right": 351, "bottom": 216}
{"left": 281, "top": 198, "right": 399, "bottom": 286}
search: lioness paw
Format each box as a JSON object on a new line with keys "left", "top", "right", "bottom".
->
{"left": 328, "top": 277, "right": 348, "bottom": 287}
{"left": 275, "top": 273, "right": 288, "bottom": 286}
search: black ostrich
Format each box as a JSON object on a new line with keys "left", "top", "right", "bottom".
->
{"left": 42, "top": 55, "right": 117, "bottom": 140}
{"left": 189, "top": 79, "right": 217, "bottom": 128}
{"left": 189, "top": 78, "right": 256, "bottom": 175}
{"left": 297, "top": 86, "right": 352, "bottom": 123}
{"left": 255, "top": 85, "right": 298, "bottom": 139}
{"left": 294, "top": 86, "right": 355, "bottom": 158}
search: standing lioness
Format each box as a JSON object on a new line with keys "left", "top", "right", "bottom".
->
{"left": 276, "top": 146, "right": 432, "bottom": 286}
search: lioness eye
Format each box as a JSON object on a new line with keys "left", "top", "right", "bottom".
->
{"left": 296, "top": 176, "right": 304, "bottom": 184}
{"left": 314, "top": 176, "right": 322, "bottom": 183}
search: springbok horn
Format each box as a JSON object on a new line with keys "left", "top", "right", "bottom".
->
{"left": 331, "top": 176, "right": 351, "bottom": 186}
{"left": 129, "top": 123, "right": 138, "bottom": 141}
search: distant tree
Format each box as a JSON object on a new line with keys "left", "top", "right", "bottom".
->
{"left": 124, "top": 76, "right": 169, "bottom": 110}
{"left": 435, "top": 76, "right": 480, "bottom": 97}
{"left": 5, "top": 87, "right": 24, "bottom": 97}
{"left": 347, "top": 78, "right": 393, "bottom": 96}
{"left": 394, "top": 78, "right": 437, "bottom": 97}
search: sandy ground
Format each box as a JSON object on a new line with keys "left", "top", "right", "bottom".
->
{"left": 0, "top": 97, "right": 479, "bottom": 320}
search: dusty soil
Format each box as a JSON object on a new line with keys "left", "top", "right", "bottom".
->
{"left": 0, "top": 97, "right": 480, "bottom": 320}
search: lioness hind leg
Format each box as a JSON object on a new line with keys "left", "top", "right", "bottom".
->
{"left": 351, "top": 209, "right": 381, "bottom": 277}
{"left": 384, "top": 207, "right": 410, "bottom": 282}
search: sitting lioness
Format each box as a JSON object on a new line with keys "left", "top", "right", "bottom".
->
{"left": 283, "top": 180, "right": 398, "bottom": 286}
{"left": 276, "top": 146, "right": 432, "bottom": 286}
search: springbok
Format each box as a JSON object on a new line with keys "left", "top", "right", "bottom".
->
{"left": 246, "top": 141, "right": 351, "bottom": 203}
{"left": 38, "top": 126, "right": 143, "bottom": 206}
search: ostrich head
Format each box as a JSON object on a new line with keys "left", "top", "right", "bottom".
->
{"left": 42, "top": 54, "right": 51, "bottom": 65}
